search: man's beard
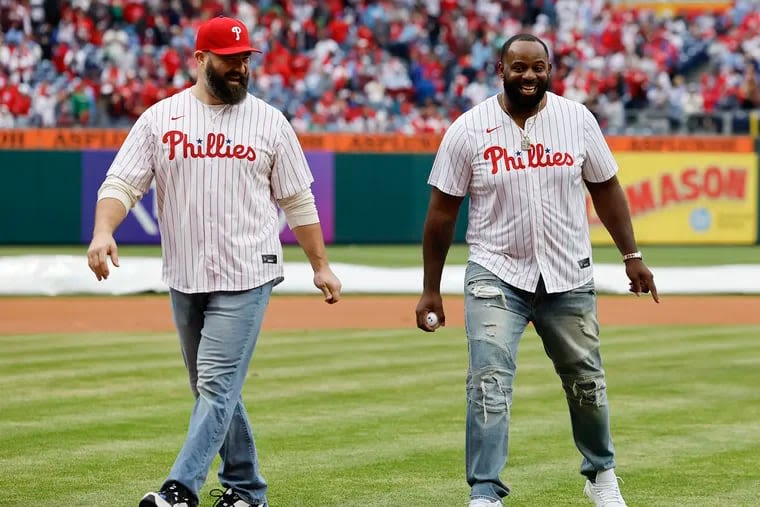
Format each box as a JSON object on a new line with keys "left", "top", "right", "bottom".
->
{"left": 503, "top": 77, "right": 548, "bottom": 113}
{"left": 206, "top": 64, "right": 249, "bottom": 104}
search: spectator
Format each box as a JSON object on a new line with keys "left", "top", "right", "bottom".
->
{"left": 0, "top": 103, "right": 15, "bottom": 127}
{"left": 599, "top": 89, "right": 626, "bottom": 134}
{"left": 68, "top": 79, "right": 90, "bottom": 125}
{"left": 30, "top": 79, "right": 56, "bottom": 126}
{"left": 738, "top": 63, "right": 760, "bottom": 108}
{"left": 667, "top": 74, "right": 688, "bottom": 131}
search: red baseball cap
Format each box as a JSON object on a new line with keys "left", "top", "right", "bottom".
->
{"left": 195, "top": 16, "right": 261, "bottom": 55}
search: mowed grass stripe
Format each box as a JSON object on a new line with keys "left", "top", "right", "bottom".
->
{"left": 1, "top": 325, "right": 759, "bottom": 506}
{"left": 598, "top": 324, "right": 759, "bottom": 346}
{"left": 1, "top": 334, "right": 458, "bottom": 384}
{"left": 2, "top": 370, "right": 463, "bottom": 445}
{"left": 0, "top": 329, "right": 454, "bottom": 368}
{"left": 0, "top": 332, "right": 178, "bottom": 354}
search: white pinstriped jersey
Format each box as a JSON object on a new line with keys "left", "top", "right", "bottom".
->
{"left": 105, "top": 88, "right": 313, "bottom": 293}
{"left": 429, "top": 92, "right": 618, "bottom": 293}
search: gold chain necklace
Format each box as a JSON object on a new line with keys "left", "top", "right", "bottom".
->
{"left": 499, "top": 93, "right": 543, "bottom": 151}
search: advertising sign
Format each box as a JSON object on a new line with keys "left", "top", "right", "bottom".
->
{"left": 588, "top": 153, "right": 758, "bottom": 244}
{"left": 613, "top": 1, "right": 731, "bottom": 14}
{"left": 80, "top": 150, "right": 335, "bottom": 245}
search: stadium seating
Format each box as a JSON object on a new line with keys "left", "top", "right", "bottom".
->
{"left": 0, "top": 0, "right": 758, "bottom": 133}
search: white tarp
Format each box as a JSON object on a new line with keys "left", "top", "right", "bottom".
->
{"left": 0, "top": 255, "right": 758, "bottom": 296}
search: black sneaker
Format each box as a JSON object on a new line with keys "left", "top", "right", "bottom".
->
{"left": 139, "top": 481, "right": 199, "bottom": 507}
{"left": 210, "top": 487, "right": 268, "bottom": 507}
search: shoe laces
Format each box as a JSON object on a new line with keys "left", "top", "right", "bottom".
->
{"left": 210, "top": 488, "right": 267, "bottom": 507}
{"left": 210, "top": 489, "right": 242, "bottom": 507}
{"left": 593, "top": 476, "right": 626, "bottom": 504}
{"left": 161, "top": 482, "right": 194, "bottom": 505}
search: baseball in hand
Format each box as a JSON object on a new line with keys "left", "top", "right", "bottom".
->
{"left": 425, "top": 312, "right": 440, "bottom": 329}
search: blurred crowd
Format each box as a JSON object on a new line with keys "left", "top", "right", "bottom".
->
{"left": 1, "top": 0, "right": 759, "bottom": 134}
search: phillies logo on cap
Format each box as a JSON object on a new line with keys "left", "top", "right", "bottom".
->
{"left": 195, "top": 16, "right": 262, "bottom": 55}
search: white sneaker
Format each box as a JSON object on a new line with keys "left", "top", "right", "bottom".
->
{"left": 583, "top": 469, "right": 628, "bottom": 507}
{"left": 468, "top": 499, "right": 503, "bottom": 507}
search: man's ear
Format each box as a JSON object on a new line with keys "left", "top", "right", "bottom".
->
{"left": 194, "top": 50, "right": 206, "bottom": 66}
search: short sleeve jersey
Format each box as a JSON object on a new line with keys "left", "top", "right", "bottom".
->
{"left": 105, "top": 88, "right": 313, "bottom": 292}
{"left": 428, "top": 92, "right": 618, "bottom": 293}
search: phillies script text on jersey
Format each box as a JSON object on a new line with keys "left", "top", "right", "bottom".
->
{"left": 162, "top": 131, "right": 257, "bottom": 161}
{"left": 484, "top": 143, "right": 574, "bottom": 174}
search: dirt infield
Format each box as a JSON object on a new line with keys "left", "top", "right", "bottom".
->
{"left": 1, "top": 294, "right": 759, "bottom": 334}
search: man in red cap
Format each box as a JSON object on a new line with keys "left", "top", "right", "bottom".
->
{"left": 190, "top": 16, "right": 262, "bottom": 105}
{"left": 87, "top": 15, "right": 342, "bottom": 507}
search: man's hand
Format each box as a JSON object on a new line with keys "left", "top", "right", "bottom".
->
{"left": 87, "top": 233, "right": 120, "bottom": 281}
{"left": 625, "top": 259, "right": 659, "bottom": 303}
{"left": 314, "top": 266, "right": 341, "bottom": 304}
{"left": 416, "top": 291, "right": 445, "bottom": 332}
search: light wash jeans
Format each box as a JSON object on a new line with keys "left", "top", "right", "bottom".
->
{"left": 464, "top": 262, "right": 616, "bottom": 502}
{"left": 164, "top": 283, "right": 273, "bottom": 505}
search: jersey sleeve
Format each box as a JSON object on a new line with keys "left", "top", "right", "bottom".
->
{"left": 271, "top": 114, "right": 314, "bottom": 200}
{"left": 105, "top": 111, "right": 156, "bottom": 194}
{"left": 428, "top": 118, "right": 472, "bottom": 197}
{"left": 581, "top": 106, "right": 618, "bottom": 183}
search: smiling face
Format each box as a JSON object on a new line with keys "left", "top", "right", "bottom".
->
{"left": 202, "top": 51, "right": 251, "bottom": 104}
{"left": 499, "top": 40, "right": 551, "bottom": 113}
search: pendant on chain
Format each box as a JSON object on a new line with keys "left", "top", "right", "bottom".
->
{"left": 521, "top": 135, "right": 531, "bottom": 151}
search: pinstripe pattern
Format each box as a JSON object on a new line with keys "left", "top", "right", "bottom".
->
{"left": 106, "top": 88, "right": 313, "bottom": 293}
{"left": 429, "top": 92, "right": 618, "bottom": 293}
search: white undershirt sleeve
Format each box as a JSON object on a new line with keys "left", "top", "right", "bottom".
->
{"left": 97, "top": 174, "right": 144, "bottom": 211}
{"left": 276, "top": 188, "right": 320, "bottom": 229}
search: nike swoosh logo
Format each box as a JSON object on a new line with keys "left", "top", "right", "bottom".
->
{"left": 171, "top": 115, "right": 185, "bottom": 121}
{"left": 486, "top": 126, "right": 501, "bottom": 133}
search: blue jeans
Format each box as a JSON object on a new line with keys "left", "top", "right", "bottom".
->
{"left": 164, "top": 283, "right": 273, "bottom": 505}
{"left": 464, "top": 263, "right": 615, "bottom": 501}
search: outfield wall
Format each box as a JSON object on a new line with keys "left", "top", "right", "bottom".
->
{"left": 0, "top": 131, "right": 757, "bottom": 245}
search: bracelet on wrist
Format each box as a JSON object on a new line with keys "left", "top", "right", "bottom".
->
{"left": 622, "top": 251, "right": 643, "bottom": 262}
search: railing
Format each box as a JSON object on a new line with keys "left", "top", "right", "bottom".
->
{"left": 614, "top": 109, "right": 760, "bottom": 136}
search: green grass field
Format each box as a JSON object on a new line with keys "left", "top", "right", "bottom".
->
{"left": 2, "top": 325, "right": 759, "bottom": 506}
{"left": 1, "top": 244, "right": 759, "bottom": 266}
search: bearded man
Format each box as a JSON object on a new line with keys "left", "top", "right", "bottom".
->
{"left": 415, "top": 33, "right": 657, "bottom": 507}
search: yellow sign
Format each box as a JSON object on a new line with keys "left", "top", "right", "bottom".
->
{"left": 614, "top": 1, "right": 731, "bottom": 14}
{"left": 588, "top": 153, "right": 758, "bottom": 244}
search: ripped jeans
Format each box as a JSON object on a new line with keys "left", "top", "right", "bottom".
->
{"left": 464, "top": 262, "right": 615, "bottom": 501}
